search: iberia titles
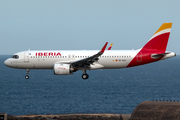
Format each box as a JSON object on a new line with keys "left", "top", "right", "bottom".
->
{"left": 36, "top": 52, "right": 61, "bottom": 56}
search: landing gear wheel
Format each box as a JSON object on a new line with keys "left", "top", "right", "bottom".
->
{"left": 25, "top": 75, "right": 29, "bottom": 79}
{"left": 25, "top": 69, "right": 30, "bottom": 79}
{"left": 82, "top": 74, "right": 89, "bottom": 80}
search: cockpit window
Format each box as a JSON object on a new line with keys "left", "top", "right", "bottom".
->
{"left": 12, "top": 55, "right": 19, "bottom": 59}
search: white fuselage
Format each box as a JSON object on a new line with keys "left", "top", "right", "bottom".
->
{"left": 4, "top": 49, "right": 176, "bottom": 70}
{"left": 5, "top": 50, "right": 139, "bottom": 69}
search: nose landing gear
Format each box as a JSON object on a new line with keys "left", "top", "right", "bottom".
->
{"left": 25, "top": 69, "right": 29, "bottom": 79}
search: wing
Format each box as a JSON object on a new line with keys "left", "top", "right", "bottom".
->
{"left": 71, "top": 42, "right": 108, "bottom": 68}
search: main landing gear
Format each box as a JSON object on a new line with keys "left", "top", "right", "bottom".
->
{"left": 82, "top": 69, "right": 89, "bottom": 80}
{"left": 25, "top": 69, "right": 29, "bottom": 79}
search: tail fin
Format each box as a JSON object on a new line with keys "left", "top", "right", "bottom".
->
{"left": 127, "top": 23, "right": 173, "bottom": 67}
{"left": 142, "top": 23, "right": 172, "bottom": 52}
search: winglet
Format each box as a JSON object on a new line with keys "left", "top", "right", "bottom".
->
{"left": 107, "top": 43, "right": 113, "bottom": 50}
{"left": 100, "top": 42, "right": 108, "bottom": 53}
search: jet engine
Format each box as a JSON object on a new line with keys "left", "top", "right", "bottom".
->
{"left": 53, "top": 64, "right": 72, "bottom": 75}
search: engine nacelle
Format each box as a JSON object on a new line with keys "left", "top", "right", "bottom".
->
{"left": 53, "top": 64, "right": 71, "bottom": 75}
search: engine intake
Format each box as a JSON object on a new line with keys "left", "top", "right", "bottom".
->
{"left": 53, "top": 64, "right": 71, "bottom": 75}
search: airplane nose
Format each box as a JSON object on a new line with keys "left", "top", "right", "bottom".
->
{"left": 4, "top": 59, "right": 11, "bottom": 67}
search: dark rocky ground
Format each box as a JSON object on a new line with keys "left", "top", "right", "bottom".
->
{"left": 7, "top": 114, "right": 131, "bottom": 120}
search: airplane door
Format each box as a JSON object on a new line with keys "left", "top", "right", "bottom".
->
{"left": 24, "top": 52, "right": 29, "bottom": 62}
{"left": 68, "top": 54, "right": 75, "bottom": 60}
{"left": 137, "top": 52, "right": 142, "bottom": 62}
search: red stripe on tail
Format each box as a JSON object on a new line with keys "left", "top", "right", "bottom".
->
{"left": 127, "top": 26, "right": 171, "bottom": 68}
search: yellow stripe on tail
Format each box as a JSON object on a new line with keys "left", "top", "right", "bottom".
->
{"left": 154, "top": 23, "right": 172, "bottom": 35}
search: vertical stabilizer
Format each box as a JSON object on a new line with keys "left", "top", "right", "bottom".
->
{"left": 142, "top": 23, "right": 172, "bottom": 52}
{"left": 127, "top": 23, "right": 173, "bottom": 67}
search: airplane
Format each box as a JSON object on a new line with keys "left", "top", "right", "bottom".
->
{"left": 4, "top": 23, "right": 176, "bottom": 80}
{"left": 107, "top": 43, "right": 113, "bottom": 50}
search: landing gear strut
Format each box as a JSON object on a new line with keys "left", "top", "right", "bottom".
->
{"left": 82, "top": 69, "right": 89, "bottom": 80}
{"left": 25, "top": 69, "right": 29, "bottom": 79}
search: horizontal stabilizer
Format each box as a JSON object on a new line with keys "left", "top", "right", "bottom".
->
{"left": 151, "top": 52, "right": 171, "bottom": 59}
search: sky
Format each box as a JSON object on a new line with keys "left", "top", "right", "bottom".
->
{"left": 0, "top": 0, "right": 180, "bottom": 55}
